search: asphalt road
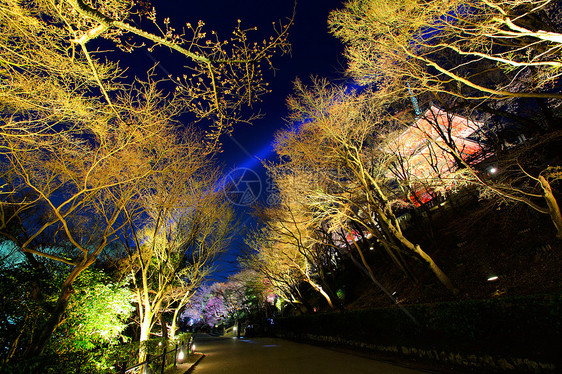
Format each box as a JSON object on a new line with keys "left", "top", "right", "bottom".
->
{"left": 190, "top": 334, "right": 432, "bottom": 374}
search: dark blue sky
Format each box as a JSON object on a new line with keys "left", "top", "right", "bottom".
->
{"left": 186, "top": 0, "right": 346, "bottom": 166}
{"left": 135, "top": 0, "right": 347, "bottom": 280}
{"left": 198, "top": 0, "right": 346, "bottom": 280}
{"left": 139, "top": 0, "right": 345, "bottom": 163}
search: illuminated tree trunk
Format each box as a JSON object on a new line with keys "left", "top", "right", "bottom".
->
{"left": 307, "top": 279, "right": 335, "bottom": 310}
{"left": 347, "top": 234, "right": 387, "bottom": 295}
{"left": 346, "top": 146, "right": 457, "bottom": 294}
{"left": 375, "top": 223, "right": 419, "bottom": 283}
{"left": 170, "top": 290, "right": 192, "bottom": 341}
{"left": 170, "top": 311, "right": 180, "bottom": 341}
{"left": 386, "top": 216, "right": 459, "bottom": 295}
{"left": 139, "top": 314, "right": 152, "bottom": 363}
{"left": 315, "top": 263, "right": 345, "bottom": 311}
{"left": 540, "top": 176, "right": 562, "bottom": 239}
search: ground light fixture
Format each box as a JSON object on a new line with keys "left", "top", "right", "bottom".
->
{"left": 177, "top": 348, "right": 185, "bottom": 363}
{"left": 487, "top": 275, "right": 499, "bottom": 282}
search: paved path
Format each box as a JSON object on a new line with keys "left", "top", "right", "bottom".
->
{"left": 172, "top": 353, "right": 204, "bottom": 374}
{"left": 191, "top": 335, "right": 433, "bottom": 374}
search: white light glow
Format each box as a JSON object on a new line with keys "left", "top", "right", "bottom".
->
{"left": 487, "top": 276, "right": 499, "bottom": 281}
{"left": 489, "top": 167, "right": 497, "bottom": 174}
{"left": 178, "top": 350, "right": 184, "bottom": 361}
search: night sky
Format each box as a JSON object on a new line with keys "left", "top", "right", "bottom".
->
{"left": 126, "top": 0, "right": 347, "bottom": 280}
{"left": 134, "top": 0, "right": 346, "bottom": 165}
{"left": 212, "top": 0, "right": 346, "bottom": 280}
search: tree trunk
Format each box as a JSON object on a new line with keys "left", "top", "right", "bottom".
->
{"left": 412, "top": 244, "right": 459, "bottom": 295}
{"left": 536, "top": 98, "right": 559, "bottom": 131}
{"left": 160, "top": 313, "right": 168, "bottom": 340}
{"left": 366, "top": 215, "right": 417, "bottom": 283}
{"left": 317, "top": 270, "right": 345, "bottom": 311}
{"left": 346, "top": 236, "right": 402, "bottom": 300}
{"left": 346, "top": 249, "right": 394, "bottom": 302}
{"left": 377, "top": 207, "right": 459, "bottom": 294}
{"left": 293, "top": 292, "right": 313, "bottom": 314}
{"left": 344, "top": 247, "right": 419, "bottom": 324}
{"left": 139, "top": 313, "right": 152, "bottom": 363}
{"left": 391, "top": 215, "right": 458, "bottom": 294}
{"left": 539, "top": 175, "right": 562, "bottom": 239}
{"left": 23, "top": 262, "right": 89, "bottom": 357}
{"left": 170, "top": 310, "right": 180, "bottom": 341}
{"left": 4, "top": 314, "right": 28, "bottom": 363}
{"left": 307, "top": 280, "right": 335, "bottom": 310}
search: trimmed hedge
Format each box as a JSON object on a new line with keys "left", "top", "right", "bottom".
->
{"left": 273, "top": 294, "right": 562, "bottom": 363}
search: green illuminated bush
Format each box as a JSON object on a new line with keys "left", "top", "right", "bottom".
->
{"left": 47, "top": 269, "right": 134, "bottom": 354}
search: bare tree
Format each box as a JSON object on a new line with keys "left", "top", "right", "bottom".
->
{"left": 117, "top": 156, "right": 234, "bottom": 361}
{"left": 274, "top": 78, "right": 459, "bottom": 294}
{"left": 244, "top": 224, "right": 316, "bottom": 314}
{"left": 248, "top": 182, "right": 341, "bottom": 310}
{"left": 328, "top": 0, "right": 561, "bottom": 237}
{"left": 402, "top": 108, "right": 562, "bottom": 238}
{"left": 329, "top": 0, "right": 562, "bottom": 101}
{"left": 384, "top": 106, "right": 490, "bottom": 203}
{"left": 0, "top": 80, "right": 190, "bottom": 357}
{"left": 65, "top": 0, "right": 292, "bottom": 147}
{"left": 1, "top": 0, "right": 290, "bottom": 357}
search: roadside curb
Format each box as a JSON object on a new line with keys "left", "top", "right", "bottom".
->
{"left": 182, "top": 353, "right": 205, "bottom": 374}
